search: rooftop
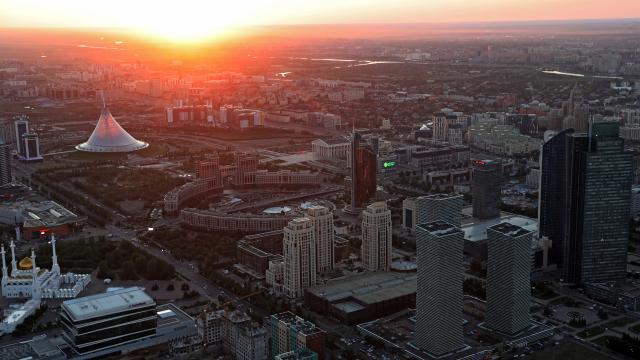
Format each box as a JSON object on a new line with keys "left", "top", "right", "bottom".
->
{"left": 488, "top": 222, "right": 531, "bottom": 238}
{"left": 417, "top": 221, "right": 461, "bottom": 236}
{"left": 462, "top": 214, "right": 538, "bottom": 242}
{"left": 62, "top": 287, "right": 154, "bottom": 321}
{"left": 307, "top": 271, "right": 416, "bottom": 306}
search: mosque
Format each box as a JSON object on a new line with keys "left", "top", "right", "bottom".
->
{"left": 1, "top": 235, "right": 91, "bottom": 299}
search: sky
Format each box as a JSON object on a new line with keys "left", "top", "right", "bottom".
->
{"left": 1, "top": 0, "right": 639, "bottom": 41}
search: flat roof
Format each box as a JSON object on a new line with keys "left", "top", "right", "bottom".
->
{"left": 463, "top": 215, "right": 538, "bottom": 242}
{"left": 416, "top": 221, "right": 461, "bottom": 236}
{"left": 489, "top": 222, "right": 531, "bottom": 237}
{"left": 308, "top": 271, "right": 416, "bottom": 304}
{"left": 62, "top": 287, "right": 154, "bottom": 321}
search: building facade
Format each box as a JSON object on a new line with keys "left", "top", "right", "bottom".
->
{"left": 563, "top": 122, "right": 633, "bottom": 284}
{"left": 539, "top": 129, "right": 574, "bottom": 266}
{"left": 361, "top": 202, "right": 392, "bottom": 272}
{"left": 415, "top": 221, "right": 465, "bottom": 356}
{"left": 60, "top": 287, "right": 157, "bottom": 355}
{"left": 306, "top": 205, "right": 334, "bottom": 274}
{"left": 485, "top": 223, "right": 532, "bottom": 335}
{"left": 472, "top": 160, "right": 502, "bottom": 220}
{"left": 415, "top": 194, "right": 463, "bottom": 228}
{"left": 283, "top": 218, "right": 316, "bottom": 298}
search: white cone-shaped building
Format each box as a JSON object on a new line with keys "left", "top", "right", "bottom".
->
{"left": 76, "top": 108, "right": 149, "bottom": 152}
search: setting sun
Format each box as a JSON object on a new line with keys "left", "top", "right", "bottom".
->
{"left": 131, "top": 3, "right": 239, "bottom": 42}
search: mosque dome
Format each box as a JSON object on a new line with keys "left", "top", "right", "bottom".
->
{"left": 18, "top": 257, "right": 33, "bottom": 270}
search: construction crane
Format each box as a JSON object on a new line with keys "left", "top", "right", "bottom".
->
{"left": 215, "top": 290, "right": 262, "bottom": 311}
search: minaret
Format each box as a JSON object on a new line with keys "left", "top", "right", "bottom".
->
{"left": 50, "top": 234, "right": 60, "bottom": 276}
{"left": 14, "top": 225, "right": 21, "bottom": 243}
{"left": 31, "top": 248, "right": 41, "bottom": 300}
{"left": 9, "top": 240, "right": 17, "bottom": 277}
{"left": 1, "top": 244, "right": 8, "bottom": 290}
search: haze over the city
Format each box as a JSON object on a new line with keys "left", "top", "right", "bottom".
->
{"left": 0, "top": 1, "right": 640, "bottom": 360}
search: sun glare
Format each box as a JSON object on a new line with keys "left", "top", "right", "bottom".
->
{"left": 130, "top": 3, "right": 239, "bottom": 43}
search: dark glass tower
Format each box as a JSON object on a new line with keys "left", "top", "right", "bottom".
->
{"left": 539, "top": 129, "right": 574, "bottom": 266}
{"left": 350, "top": 132, "right": 377, "bottom": 210}
{"left": 562, "top": 122, "right": 632, "bottom": 284}
{"left": 472, "top": 160, "right": 502, "bottom": 220}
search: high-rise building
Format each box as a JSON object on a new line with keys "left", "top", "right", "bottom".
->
{"left": 402, "top": 197, "right": 416, "bottom": 231}
{"left": 562, "top": 84, "right": 590, "bottom": 133}
{"left": 349, "top": 132, "right": 377, "bottom": 211}
{"left": 283, "top": 218, "right": 316, "bottom": 298}
{"left": 485, "top": 222, "right": 532, "bottom": 335}
{"left": 13, "top": 115, "right": 29, "bottom": 156}
{"left": 539, "top": 129, "right": 574, "bottom": 266}
{"left": 432, "top": 113, "right": 447, "bottom": 142}
{"left": 306, "top": 205, "right": 334, "bottom": 274}
{"left": 19, "top": 133, "right": 42, "bottom": 161}
{"left": 563, "top": 122, "right": 632, "bottom": 284}
{"left": 415, "top": 221, "right": 465, "bottom": 356}
{"left": 361, "top": 202, "right": 392, "bottom": 272}
{"left": 0, "top": 139, "right": 12, "bottom": 186}
{"left": 472, "top": 159, "right": 502, "bottom": 220}
{"left": 270, "top": 312, "right": 326, "bottom": 359}
{"left": 415, "top": 194, "right": 463, "bottom": 227}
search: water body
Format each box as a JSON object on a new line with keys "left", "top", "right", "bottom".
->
{"left": 541, "top": 70, "right": 585, "bottom": 77}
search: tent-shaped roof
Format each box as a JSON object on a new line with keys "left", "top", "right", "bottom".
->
{"left": 76, "top": 108, "right": 149, "bottom": 152}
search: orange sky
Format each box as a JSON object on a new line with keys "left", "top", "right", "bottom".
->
{"left": 1, "top": 0, "right": 638, "bottom": 41}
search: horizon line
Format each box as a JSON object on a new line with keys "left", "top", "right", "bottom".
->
{"left": 1, "top": 16, "right": 639, "bottom": 31}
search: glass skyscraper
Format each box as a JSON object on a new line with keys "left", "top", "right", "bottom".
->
{"left": 539, "top": 128, "right": 574, "bottom": 266}
{"left": 562, "top": 122, "right": 632, "bottom": 284}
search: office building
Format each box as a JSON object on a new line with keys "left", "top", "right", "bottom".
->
{"left": 166, "top": 104, "right": 214, "bottom": 126}
{"left": 415, "top": 194, "right": 463, "bottom": 227}
{"left": 563, "top": 122, "right": 633, "bottom": 284}
{"left": 361, "top": 202, "right": 392, "bottom": 272}
{"left": 472, "top": 160, "right": 502, "bottom": 220}
{"left": 415, "top": 221, "right": 465, "bottom": 356}
{"left": 0, "top": 139, "right": 11, "bottom": 185}
{"left": 349, "top": 132, "right": 377, "bottom": 211}
{"left": 402, "top": 197, "right": 416, "bottom": 231}
{"left": 13, "top": 115, "right": 29, "bottom": 156}
{"left": 485, "top": 223, "right": 532, "bottom": 335}
{"left": 19, "top": 133, "right": 42, "bottom": 161}
{"left": 283, "top": 218, "right": 316, "bottom": 298}
{"left": 235, "top": 152, "right": 258, "bottom": 185}
{"left": 60, "top": 287, "right": 157, "bottom": 355}
{"left": 270, "top": 312, "right": 325, "bottom": 359}
{"left": 539, "top": 129, "right": 574, "bottom": 266}
{"left": 306, "top": 205, "right": 334, "bottom": 274}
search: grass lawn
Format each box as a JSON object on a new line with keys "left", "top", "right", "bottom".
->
{"left": 525, "top": 341, "right": 613, "bottom": 360}
{"left": 577, "top": 326, "right": 606, "bottom": 339}
{"left": 66, "top": 150, "right": 128, "bottom": 161}
{"left": 605, "top": 317, "right": 635, "bottom": 329}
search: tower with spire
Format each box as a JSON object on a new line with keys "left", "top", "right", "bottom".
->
{"left": 9, "top": 240, "right": 17, "bottom": 277}
{"left": 50, "top": 234, "right": 60, "bottom": 276}
{"left": 31, "top": 248, "right": 41, "bottom": 301}
{"left": 1, "top": 244, "right": 8, "bottom": 289}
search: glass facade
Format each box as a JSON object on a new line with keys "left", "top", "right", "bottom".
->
{"left": 563, "top": 123, "right": 632, "bottom": 284}
{"left": 539, "top": 129, "right": 574, "bottom": 266}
